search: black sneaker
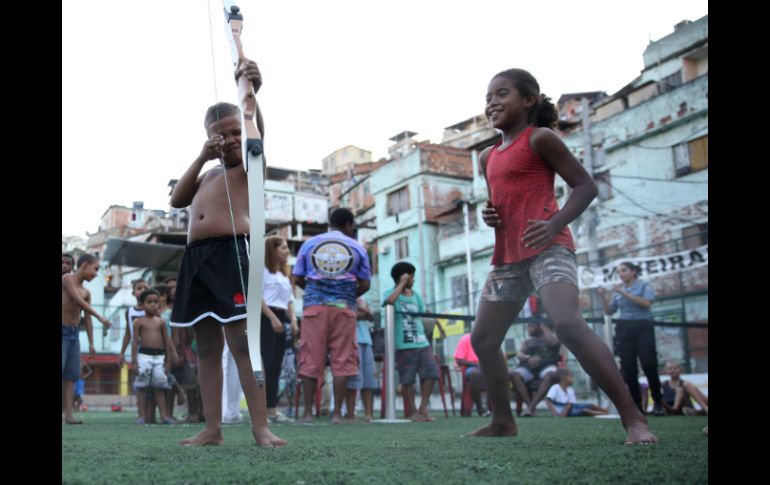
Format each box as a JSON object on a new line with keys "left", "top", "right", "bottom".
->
{"left": 653, "top": 403, "right": 665, "bottom": 416}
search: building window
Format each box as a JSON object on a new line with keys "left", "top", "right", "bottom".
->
{"left": 387, "top": 186, "right": 410, "bottom": 216}
{"left": 674, "top": 135, "right": 708, "bottom": 177}
{"left": 451, "top": 274, "right": 469, "bottom": 308}
{"left": 395, "top": 236, "right": 409, "bottom": 259}
{"left": 682, "top": 223, "right": 708, "bottom": 250}
{"left": 659, "top": 71, "right": 683, "bottom": 93}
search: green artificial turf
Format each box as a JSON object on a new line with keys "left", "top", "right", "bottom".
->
{"left": 63, "top": 412, "right": 707, "bottom": 484}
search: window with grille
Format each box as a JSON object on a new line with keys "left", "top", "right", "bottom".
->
{"left": 395, "top": 236, "right": 409, "bottom": 259}
{"left": 674, "top": 135, "right": 708, "bottom": 176}
{"left": 387, "top": 186, "right": 410, "bottom": 215}
{"left": 683, "top": 223, "right": 708, "bottom": 250}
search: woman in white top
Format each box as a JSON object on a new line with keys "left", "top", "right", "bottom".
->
{"left": 261, "top": 236, "right": 299, "bottom": 423}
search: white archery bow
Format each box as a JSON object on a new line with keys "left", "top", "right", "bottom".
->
{"left": 222, "top": 0, "right": 266, "bottom": 386}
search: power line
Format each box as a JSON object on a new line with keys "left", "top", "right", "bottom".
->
{"left": 606, "top": 182, "right": 707, "bottom": 224}
{"left": 630, "top": 124, "right": 708, "bottom": 150}
{"left": 611, "top": 175, "right": 707, "bottom": 184}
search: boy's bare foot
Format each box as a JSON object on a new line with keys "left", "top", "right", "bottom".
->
{"left": 468, "top": 421, "right": 518, "bottom": 437}
{"left": 253, "top": 426, "right": 287, "bottom": 448}
{"left": 362, "top": 415, "right": 372, "bottom": 423}
{"left": 520, "top": 409, "right": 533, "bottom": 417}
{"left": 623, "top": 420, "right": 659, "bottom": 445}
{"left": 299, "top": 416, "right": 315, "bottom": 424}
{"left": 411, "top": 412, "right": 435, "bottom": 422}
{"left": 331, "top": 415, "right": 344, "bottom": 425}
{"left": 179, "top": 429, "right": 224, "bottom": 446}
{"left": 345, "top": 416, "right": 357, "bottom": 423}
{"left": 64, "top": 418, "right": 83, "bottom": 425}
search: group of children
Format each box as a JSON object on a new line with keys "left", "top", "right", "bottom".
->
{"left": 62, "top": 61, "right": 682, "bottom": 447}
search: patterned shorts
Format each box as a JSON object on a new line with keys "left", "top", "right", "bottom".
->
{"left": 395, "top": 346, "right": 439, "bottom": 386}
{"left": 479, "top": 244, "right": 578, "bottom": 307}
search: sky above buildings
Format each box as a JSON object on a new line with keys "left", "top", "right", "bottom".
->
{"left": 62, "top": 0, "right": 707, "bottom": 237}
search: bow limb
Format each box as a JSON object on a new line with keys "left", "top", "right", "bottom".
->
{"left": 223, "top": 0, "right": 266, "bottom": 385}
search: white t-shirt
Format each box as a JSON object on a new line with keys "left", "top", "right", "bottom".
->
{"left": 546, "top": 384, "right": 577, "bottom": 413}
{"left": 263, "top": 269, "right": 294, "bottom": 310}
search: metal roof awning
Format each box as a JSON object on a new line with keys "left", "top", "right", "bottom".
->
{"left": 103, "top": 238, "right": 185, "bottom": 272}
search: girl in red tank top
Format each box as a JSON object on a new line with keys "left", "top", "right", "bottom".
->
{"left": 469, "top": 68, "right": 658, "bottom": 446}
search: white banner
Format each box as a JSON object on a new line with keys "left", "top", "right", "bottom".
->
{"left": 577, "top": 245, "right": 708, "bottom": 289}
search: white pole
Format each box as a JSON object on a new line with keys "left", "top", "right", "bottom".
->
{"left": 463, "top": 201, "right": 475, "bottom": 316}
{"left": 385, "top": 304, "right": 396, "bottom": 420}
{"left": 602, "top": 314, "right": 618, "bottom": 414}
{"left": 375, "top": 304, "right": 409, "bottom": 423}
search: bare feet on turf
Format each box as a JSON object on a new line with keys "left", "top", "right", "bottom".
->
{"left": 331, "top": 414, "right": 344, "bottom": 425}
{"left": 179, "top": 429, "right": 224, "bottom": 446}
{"left": 64, "top": 417, "right": 83, "bottom": 424}
{"left": 623, "top": 420, "right": 659, "bottom": 445}
{"left": 468, "top": 421, "right": 519, "bottom": 437}
{"left": 252, "top": 426, "right": 287, "bottom": 447}
{"left": 411, "top": 412, "right": 435, "bottom": 422}
{"left": 299, "top": 415, "right": 315, "bottom": 424}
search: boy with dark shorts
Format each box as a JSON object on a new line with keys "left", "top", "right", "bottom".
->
{"left": 384, "top": 262, "right": 438, "bottom": 422}
{"left": 169, "top": 57, "right": 285, "bottom": 447}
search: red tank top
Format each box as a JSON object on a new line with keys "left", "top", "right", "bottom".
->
{"left": 486, "top": 126, "right": 575, "bottom": 265}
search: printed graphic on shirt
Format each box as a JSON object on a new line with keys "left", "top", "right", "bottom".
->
{"left": 398, "top": 300, "right": 426, "bottom": 345}
{"left": 311, "top": 240, "right": 354, "bottom": 278}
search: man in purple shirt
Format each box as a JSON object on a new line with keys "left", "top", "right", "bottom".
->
{"left": 293, "top": 208, "right": 371, "bottom": 424}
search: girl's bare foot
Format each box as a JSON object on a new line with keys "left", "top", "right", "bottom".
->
{"left": 179, "top": 429, "right": 224, "bottom": 446}
{"left": 253, "top": 426, "right": 287, "bottom": 447}
{"left": 331, "top": 414, "right": 344, "bottom": 425}
{"left": 623, "top": 420, "right": 659, "bottom": 445}
{"left": 468, "top": 421, "right": 518, "bottom": 437}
